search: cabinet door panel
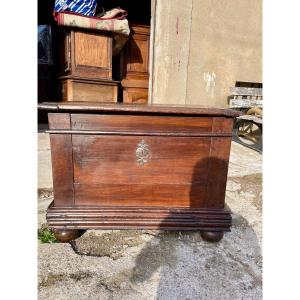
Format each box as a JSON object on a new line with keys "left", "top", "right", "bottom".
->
{"left": 74, "top": 31, "right": 110, "bottom": 69}
{"left": 127, "top": 37, "right": 149, "bottom": 74}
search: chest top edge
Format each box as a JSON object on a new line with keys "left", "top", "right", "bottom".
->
{"left": 38, "top": 102, "right": 241, "bottom": 118}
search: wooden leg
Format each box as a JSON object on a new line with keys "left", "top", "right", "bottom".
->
{"left": 53, "top": 229, "right": 81, "bottom": 242}
{"left": 200, "top": 231, "right": 224, "bottom": 243}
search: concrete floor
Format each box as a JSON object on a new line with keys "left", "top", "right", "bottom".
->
{"left": 38, "top": 135, "right": 262, "bottom": 300}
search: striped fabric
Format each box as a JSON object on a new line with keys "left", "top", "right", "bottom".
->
{"left": 54, "top": 0, "right": 97, "bottom": 17}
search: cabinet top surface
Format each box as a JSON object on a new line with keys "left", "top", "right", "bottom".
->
{"left": 38, "top": 102, "right": 241, "bottom": 117}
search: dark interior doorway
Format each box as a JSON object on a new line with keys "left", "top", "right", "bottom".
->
{"left": 38, "top": 0, "right": 151, "bottom": 125}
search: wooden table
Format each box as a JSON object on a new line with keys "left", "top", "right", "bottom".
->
{"left": 39, "top": 102, "right": 240, "bottom": 242}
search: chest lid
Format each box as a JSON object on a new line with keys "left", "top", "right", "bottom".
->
{"left": 38, "top": 102, "right": 241, "bottom": 118}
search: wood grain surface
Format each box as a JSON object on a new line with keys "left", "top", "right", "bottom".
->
{"left": 72, "top": 135, "right": 211, "bottom": 207}
{"left": 71, "top": 114, "right": 213, "bottom": 133}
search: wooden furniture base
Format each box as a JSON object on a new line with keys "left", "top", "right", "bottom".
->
{"left": 122, "top": 79, "right": 148, "bottom": 104}
{"left": 60, "top": 76, "right": 119, "bottom": 102}
{"left": 39, "top": 102, "right": 240, "bottom": 243}
{"left": 48, "top": 205, "right": 229, "bottom": 242}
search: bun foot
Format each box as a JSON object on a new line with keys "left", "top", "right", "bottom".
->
{"left": 53, "top": 229, "right": 81, "bottom": 242}
{"left": 201, "top": 231, "right": 224, "bottom": 243}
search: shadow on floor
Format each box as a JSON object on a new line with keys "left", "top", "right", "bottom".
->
{"left": 129, "top": 214, "right": 262, "bottom": 300}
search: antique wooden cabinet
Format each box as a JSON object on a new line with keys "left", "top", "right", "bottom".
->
{"left": 58, "top": 28, "right": 118, "bottom": 102}
{"left": 39, "top": 102, "right": 240, "bottom": 242}
{"left": 120, "top": 25, "right": 150, "bottom": 104}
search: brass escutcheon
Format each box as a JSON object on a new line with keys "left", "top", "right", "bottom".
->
{"left": 136, "top": 140, "right": 151, "bottom": 165}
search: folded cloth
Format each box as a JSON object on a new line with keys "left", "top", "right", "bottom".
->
{"left": 54, "top": 8, "right": 130, "bottom": 55}
{"left": 96, "top": 7, "right": 128, "bottom": 20}
{"left": 54, "top": 0, "right": 97, "bottom": 17}
{"left": 54, "top": 8, "right": 130, "bottom": 36}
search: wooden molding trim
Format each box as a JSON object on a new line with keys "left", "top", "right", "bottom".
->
{"left": 38, "top": 102, "right": 241, "bottom": 117}
{"left": 46, "top": 129, "right": 233, "bottom": 137}
{"left": 46, "top": 202, "right": 232, "bottom": 231}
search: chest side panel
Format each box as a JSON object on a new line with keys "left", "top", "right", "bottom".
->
{"left": 48, "top": 113, "right": 74, "bottom": 206}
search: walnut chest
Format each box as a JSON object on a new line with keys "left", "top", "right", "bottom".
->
{"left": 39, "top": 102, "right": 240, "bottom": 242}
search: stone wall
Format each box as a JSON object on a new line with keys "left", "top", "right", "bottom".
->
{"left": 151, "top": 0, "right": 262, "bottom": 106}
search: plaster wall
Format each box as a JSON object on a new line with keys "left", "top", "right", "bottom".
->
{"left": 151, "top": 0, "right": 262, "bottom": 107}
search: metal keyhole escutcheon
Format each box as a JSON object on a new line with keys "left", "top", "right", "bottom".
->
{"left": 136, "top": 140, "right": 151, "bottom": 165}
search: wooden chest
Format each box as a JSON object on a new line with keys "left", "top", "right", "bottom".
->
{"left": 39, "top": 102, "right": 240, "bottom": 242}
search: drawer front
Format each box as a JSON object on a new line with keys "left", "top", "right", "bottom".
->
{"left": 71, "top": 114, "right": 215, "bottom": 135}
{"left": 72, "top": 135, "right": 211, "bottom": 207}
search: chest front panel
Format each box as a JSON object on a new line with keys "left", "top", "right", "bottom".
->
{"left": 48, "top": 111, "right": 233, "bottom": 210}
{"left": 72, "top": 135, "right": 211, "bottom": 207}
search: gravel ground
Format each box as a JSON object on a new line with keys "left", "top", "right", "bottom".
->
{"left": 38, "top": 141, "right": 262, "bottom": 300}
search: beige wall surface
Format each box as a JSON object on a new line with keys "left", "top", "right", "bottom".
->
{"left": 151, "top": 0, "right": 262, "bottom": 107}
{"left": 38, "top": 133, "right": 53, "bottom": 189}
